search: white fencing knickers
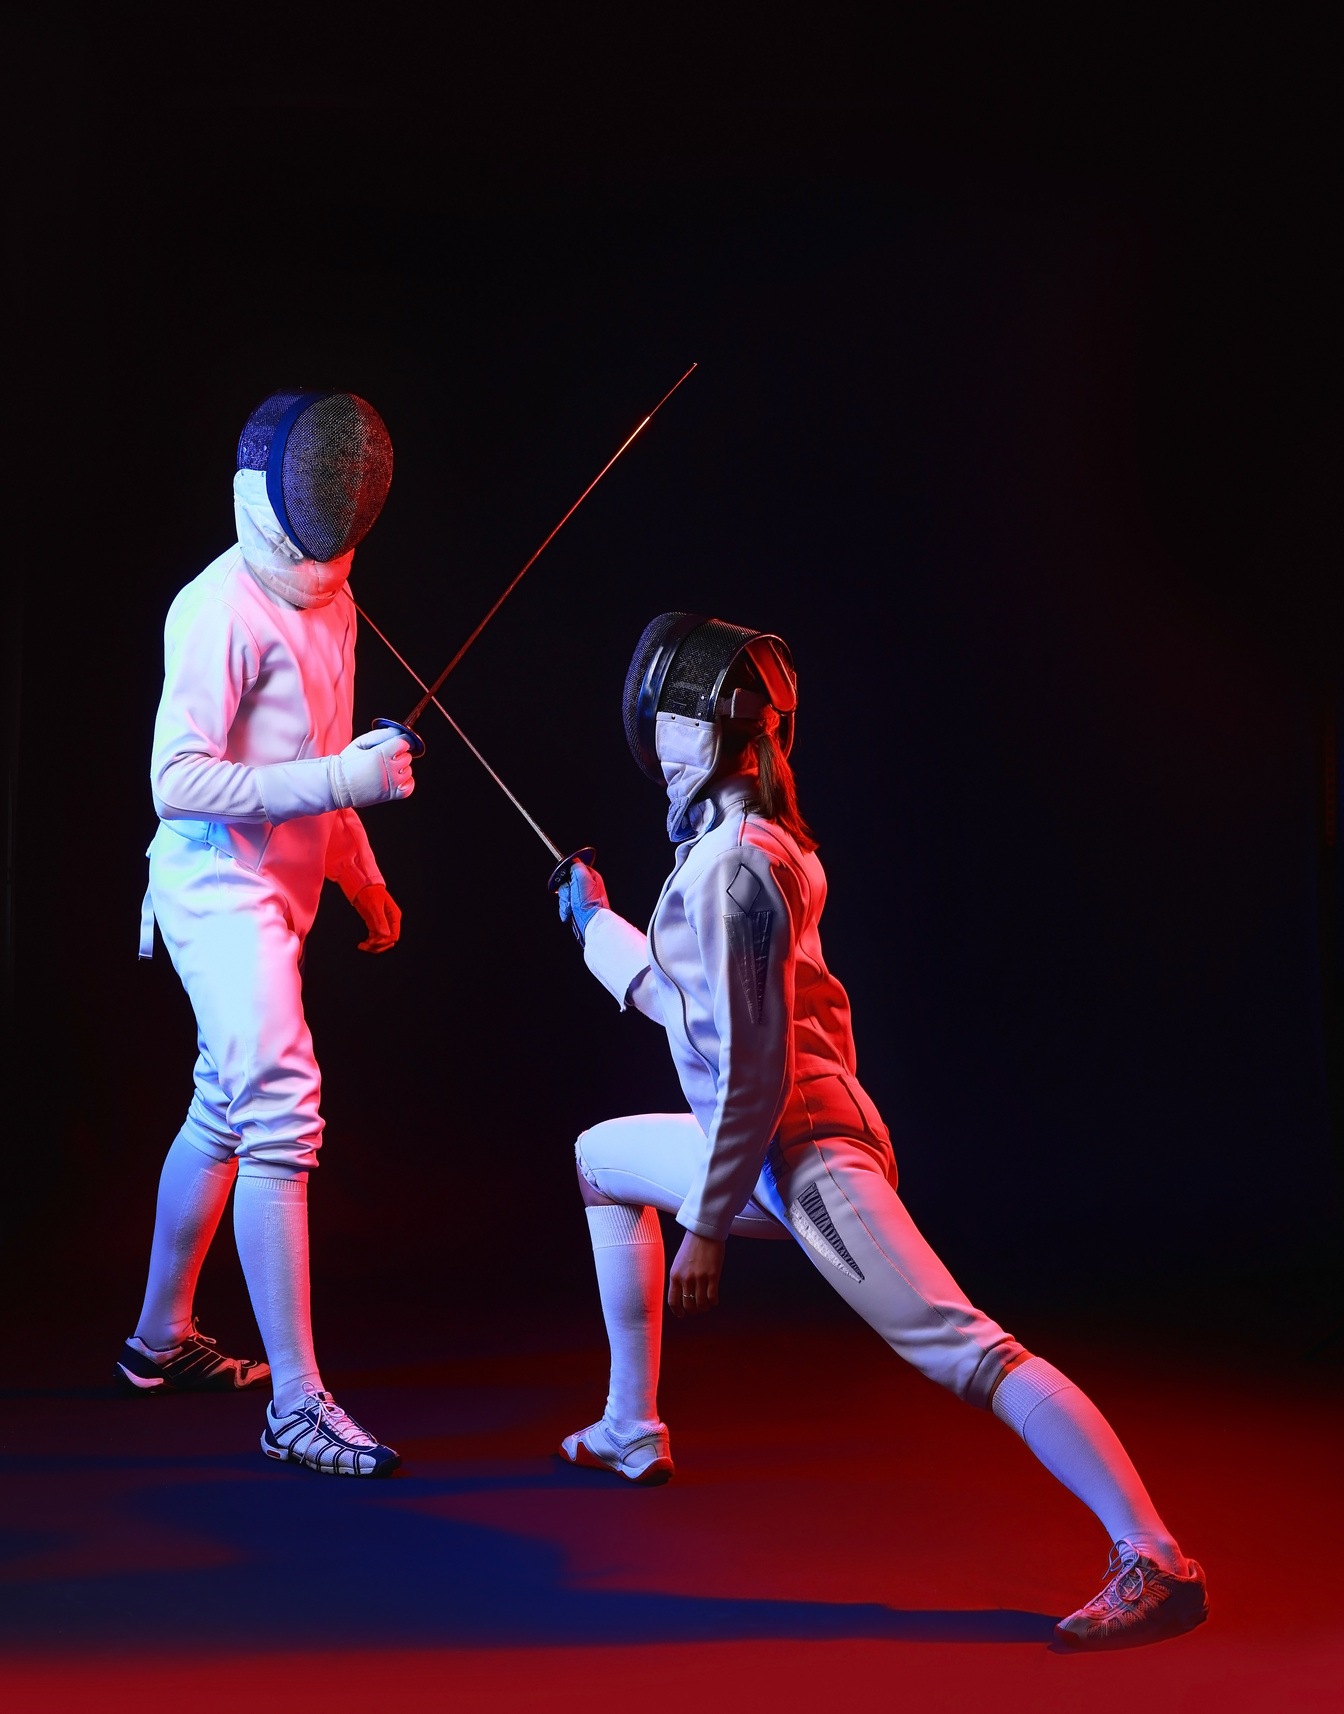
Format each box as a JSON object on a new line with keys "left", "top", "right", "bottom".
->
{"left": 576, "top": 1112, "right": 1026, "bottom": 1409}
{"left": 148, "top": 824, "right": 323, "bottom": 1178}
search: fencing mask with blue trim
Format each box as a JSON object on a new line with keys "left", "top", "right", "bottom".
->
{"left": 237, "top": 389, "right": 394, "bottom": 562}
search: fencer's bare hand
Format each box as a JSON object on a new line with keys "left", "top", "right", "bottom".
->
{"left": 353, "top": 883, "right": 402, "bottom": 953}
{"left": 668, "top": 1232, "right": 725, "bottom": 1318}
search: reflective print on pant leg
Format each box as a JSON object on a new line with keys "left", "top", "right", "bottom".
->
{"left": 788, "top": 1180, "right": 865, "bottom": 1282}
{"left": 770, "top": 1138, "right": 1025, "bottom": 1407}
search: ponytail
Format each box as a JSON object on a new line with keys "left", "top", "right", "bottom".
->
{"left": 714, "top": 655, "right": 816, "bottom": 852}
{"left": 749, "top": 725, "right": 817, "bottom": 853}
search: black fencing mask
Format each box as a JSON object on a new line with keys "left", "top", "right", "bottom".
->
{"left": 622, "top": 612, "right": 798, "bottom": 782}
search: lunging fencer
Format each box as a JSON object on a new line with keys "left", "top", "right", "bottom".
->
{"left": 121, "top": 390, "right": 410, "bottom": 1477}
{"left": 554, "top": 611, "right": 1209, "bottom": 1651}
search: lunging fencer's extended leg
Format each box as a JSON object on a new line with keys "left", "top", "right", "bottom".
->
{"left": 116, "top": 1129, "right": 269, "bottom": 1395}
{"left": 773, "top": 1137, "right": 1208, "bottom": 1644}
{"left": 775, "top": 1139, "right": 1179, "bottom": 1535}
{"left": 560, "top": 1200, "right": 674, "bottom": 1485}
{"left": 991, "top": 1356, "right": 1207, "bottom": 1646}
{"left": 992, "top": 1359, "right": 1183, "bottom": 1571}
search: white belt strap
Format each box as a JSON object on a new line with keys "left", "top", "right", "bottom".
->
{"left": 138, "top": 886, "right": 156, "bottom": 959}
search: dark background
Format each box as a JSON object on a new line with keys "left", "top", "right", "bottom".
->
{"left": 3, "top": 12, "right": 1340, "bottom": 1361}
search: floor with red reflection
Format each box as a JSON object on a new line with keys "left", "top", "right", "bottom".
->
{"left": 1, "top": 1314, "right": 1339, "bottom": 1710}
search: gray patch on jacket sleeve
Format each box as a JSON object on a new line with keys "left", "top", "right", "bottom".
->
{"left": 724, "top": 910, "right": 773, "bottom": 1023}
{"left": 726, "top": 863, "right": 762, "bottom": 912}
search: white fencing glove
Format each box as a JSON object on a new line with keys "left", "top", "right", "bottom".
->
{"left": 328, "top": 730, "right": 415, "bottom": 809}
{"left": 256, "top": 730, "right": 415, "bottom": 823}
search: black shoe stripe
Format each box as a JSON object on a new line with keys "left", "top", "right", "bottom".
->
{"left": 117, "top": 1337, "right": 263, "bottom": 1390}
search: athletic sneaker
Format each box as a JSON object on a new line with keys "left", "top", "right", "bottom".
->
{"left": 262, "top": 1386, "right": 401, "bottom": 1477}
{"left": 115, "top": 1324, "right": 270, "bottom": 1394}
{"left": 1053, "top": 1541, "right": 1209, "bottom": 1650}
{"left": 559, "top": 1416, "right": 674, "bottom": 1486}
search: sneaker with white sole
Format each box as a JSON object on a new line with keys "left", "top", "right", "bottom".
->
{"left": 559, "top": 1416, "right": 674, "bottom": 1485}
{"left": 115, "top": 1324, "right": 270, "bottom": 1394}
{"left": 262, "top": 1386, "right": 401, "bottom": 1477}
{"left": 1053, "top": 1541, "right": 1210, "bottom": 1651}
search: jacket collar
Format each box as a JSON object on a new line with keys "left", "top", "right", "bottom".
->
{"left": 673, "top": 774, "right": 757, "bottom": 856}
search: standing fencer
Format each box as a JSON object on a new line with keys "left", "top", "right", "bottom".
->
{"left": 554, "top": 612, "right": 1209, "bottom": 1650}
{"left": 120, "top": 390, "right": 411, "bottom": 1476}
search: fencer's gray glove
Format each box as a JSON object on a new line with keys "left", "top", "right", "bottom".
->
{"left": 327, "top": 730, "right": 415, "bottom": 809}
{"left": 558, "top": 859, "right": 609, "bottom": 945}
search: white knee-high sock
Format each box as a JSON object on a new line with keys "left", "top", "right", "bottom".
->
{"left": 233, "top": 1175, "right": 323, "bottom": 1413}
{"left": 586, "top": 1203, "right": 664, "bottom": 1430}
{"left": 135, "top": 1129, "right": 238, "bottom": 1348}
{"left": 993, "top": 1356, "right": 1185, "bottom": 1572}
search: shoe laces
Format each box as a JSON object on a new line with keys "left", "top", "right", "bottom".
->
{"left": 140, "top": 1321, "right": 216, "bottom": 1358}
{"left": 1106, "top": 1540, "right": 1146, "bottom": 1604}
{"left": 301, "top": 1385, "right": 378, "bottom": 1448}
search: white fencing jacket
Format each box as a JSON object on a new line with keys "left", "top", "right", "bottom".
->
{"left": 147, "top": 536, "right": 382, "bottom": 936}
{"left": 583, "top": 782, "right": 888, "bottom": 1240}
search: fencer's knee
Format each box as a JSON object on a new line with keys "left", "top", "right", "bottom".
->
{"left": 178, "top": 1111, "right": 237, "bottom": 1165}
{"left": 951, "top": 1335, "right": 1032, "bottom": 1411}
{"left": 234, "top": 1133, "right": 319, "bottom": 1179}
{"left": 985, "top": 1347, "right": 1038, "bottom": 1413}
{"left": 575, "top": 1134, "right": 619, "bottom": 1206}
{"left": 237, "top": 1161, "right": 309, "bottom": 1182}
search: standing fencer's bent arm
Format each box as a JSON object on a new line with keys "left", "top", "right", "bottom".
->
{"left": 150, "top": 586, "right": 271, "bottom": 823}
{"left": 152, "top": 575, "right": 414, "bottom": 833}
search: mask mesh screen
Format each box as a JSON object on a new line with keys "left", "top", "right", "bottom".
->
{"left": 281, "top": 394, "right": 394, "bottom": 561}
{"left": 623, "top": 611, "right": 695, "bottom": 776}
{"left": 622, "top": 613, "right": 790, "bottom": 779}
{"left": 659, "top": 619, "right": 759, "bottom": 720}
